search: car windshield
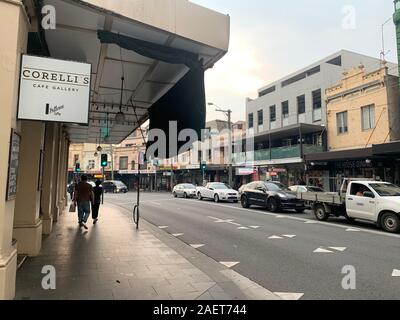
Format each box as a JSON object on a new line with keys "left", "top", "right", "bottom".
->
{"left": 114, "top": 181, "right": 126, "bottom": 187}
{"left": 369, "top": 183, "right": 400, "bottom": 197}
{"left": 181, "top": 184, "right": 196, "bottom": 189}
{"left": 210, "top": 184, "right": 230, "bottom": 190}
{"left": 264, "top": 182, "right": 290, "bottom": 191}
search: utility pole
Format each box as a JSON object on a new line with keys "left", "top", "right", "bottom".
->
{"left": 110, "top": 143, "right": 115, "bottom": 181}
{"left": 208, "top": 102, "right": 233, "bottom": 187}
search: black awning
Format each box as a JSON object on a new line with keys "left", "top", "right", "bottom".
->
{"left": 97, "top": 31, "right": 206, "bottom": 159}
{"left": 305, "top": 147, "right": 373, "bottom": 162}
{"left": 373, "top": 141, "right": 400, "bottom": 156}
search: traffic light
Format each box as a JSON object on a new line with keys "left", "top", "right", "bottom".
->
{"left": 75, "top": 162, "right": 81, "bottom": 172}
{"left": 101, "top": 154, "right": 108, "bottom": 167}
{"left": 201, "top": 162, "right": 207, "bottom": 172}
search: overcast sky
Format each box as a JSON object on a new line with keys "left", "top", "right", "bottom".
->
{"left": 191, "top": 0, "right": 398, "bottom": 122}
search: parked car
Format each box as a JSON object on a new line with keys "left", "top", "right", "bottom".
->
{"left": 240, "top": 181, "right": 306, "bottom": 213}
{"left": 102, "top": 180, "right": 128, "bottom": 193}
{"left": 298, "top": 179, "right": 400, "bottom": 233}
{"left": 173, "top": 184, "right": 197, "bottom": 198}
{"left": 289, "top": 185, "right": 325, "bottom": 193}
{"left": 196, "top": 182, "right": 239, "bottom": 203}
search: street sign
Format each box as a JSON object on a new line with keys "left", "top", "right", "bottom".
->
{"left": 17, "top": 55, "right": 91, "bottom": 124}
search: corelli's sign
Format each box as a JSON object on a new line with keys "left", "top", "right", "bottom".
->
{"left": 18, "top": 55, "right": 91, "bottom": 124}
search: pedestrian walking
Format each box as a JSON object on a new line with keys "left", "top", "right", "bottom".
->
{"left": 92, "top": 180, "right": 103, "bottom": 224}
{"left": 73, "top": 175, "right": 94, "bottom": 230}
{"left": 68, "top": 179, "right": 77, "bottom": 200}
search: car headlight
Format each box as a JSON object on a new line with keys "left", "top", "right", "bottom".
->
{"left": 277, "top": 193, "right": 286, "bottom": 198}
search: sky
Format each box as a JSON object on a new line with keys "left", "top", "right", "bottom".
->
{"left": 191, "top": 0, "right": 398, "bottom": 122}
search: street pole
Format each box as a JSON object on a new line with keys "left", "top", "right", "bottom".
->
{"left": 228, "top": 109, "right": 233, "bottom": 188}
{"left": 110, "top": 144, "right": 115, "bottom": 181}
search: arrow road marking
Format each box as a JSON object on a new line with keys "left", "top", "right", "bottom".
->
{"left": 172, "top": 233, "right": 184, "bottom": 237}
{"left": 282, "top": 235, "right": 296, "bottom": 238}
{"left": 392, "top": 269, "right": 400, "bottom": 277}
{"left": 190, "top": 244, "right": 205, "bottom": 249}
{"left": 158, "top": 226, "right": 168, "bottom": 229}
{"left": 268, "top": 235, "right": 284, "bottom": 239}
{"left": 329, "top": 247, "right": 347, "bottom": 252}
{"left": 273, "top": 292, "right": 304, "bottom": 300}
{"left": 220, "top": 261, "right": 240, "bottom": 268}
{"left": 314, "top": 247, "right": 334, "bottom": 253}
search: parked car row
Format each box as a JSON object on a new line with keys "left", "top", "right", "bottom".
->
{"left": 172, "top": 178, "right": 400, "bottom": 233}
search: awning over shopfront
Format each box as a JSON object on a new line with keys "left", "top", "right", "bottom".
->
{"left": 32, "top": 0, "right": 229, "bottom": 146}
{"left": 372, "top": 141, "right": 400, "bottom": 157}
{"left": 304, "top": 147, "right": 373, "bottom": 162}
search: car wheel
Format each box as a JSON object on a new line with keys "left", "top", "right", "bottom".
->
{"left": 241, "top": 195, "right": 250, "bottom": 208}
{"left": 184, "top": 192, "right": 188, "bottom": 199}
{"left": 267, "top": 197, "right": 279, "bottom": 213}
{"left": 314, "top": 204, "right": 329, "bottom": 221}
{"left": 381, "top": 212, "right": 400, "bottom": 233}
{"left": 197, "top": 193, "right": 203, "bottom": 200}
{"left": 214, "top": 194, "right": 219, "bottom": 203}
{"left": 173, "top": 192, "right": 177, "bottom": 198}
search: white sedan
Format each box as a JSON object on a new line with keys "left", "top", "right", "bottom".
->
{"left": 173, "top": 183, "right": 197, "bottom": 198}
{"left": 196, "top": 182, "right": 239, "bottom": 203}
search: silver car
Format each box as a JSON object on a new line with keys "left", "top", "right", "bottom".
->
{"left": 173, "top": 184, "right": 197, "bottom": 198}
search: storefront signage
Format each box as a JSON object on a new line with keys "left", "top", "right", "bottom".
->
{"left": 18, "top": 55, "right": 91, "bottom": 124}
{"left": 335, "top": 160, "right": 372, "bottom": 169}
{"left": 236, "top": 167, "right": 256, "bottom": 176}
{"left": 6, "top": 130, "right": 21, "bottom": 201}
{"left": 268, "top": 168, "right": 287, "bottom": 173}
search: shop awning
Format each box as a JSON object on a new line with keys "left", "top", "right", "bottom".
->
{"left": 305, "top": 147, "right": 373, "bottom": 162}
{"left": 33, "top": 0, "right": 229, "bottom": 146}
{"left": 372, "top": 141, "right": 400, "bottom": 156}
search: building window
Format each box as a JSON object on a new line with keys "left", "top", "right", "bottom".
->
{"left": 312, "top": 89, "right": 322, "bottom": 122}
{"left": 88, "top": 160, "right": 95, "bottom": 170}
{"left": 74, "top": 154, "right": 79, "bottom": 164}
{"left": 270, "top": 105, "right": 276, "bottom": 122}
{"left": 297, "top": 95, "right": 306, "bottom": 114}
{"left": 282, "top": 101, "right": 289, "bottom": 119}
{"left": 248, "top": 113, "right": 254, "bottom": 128}
{"left": 326, "top": 55, "right": 342, "bottom": 66}
{"left": 259, "top": 86, "right": 276, "bottom": 98}
{"left": 119, "top": 156, "right": 129, "bottom": 170}
{"left": 208, "top": 149, "right": 212, "bottom": 161}
{"left": 361, "top": 104, "right": 375, "bottom": 131}
{"left": 257, "top": 110, "right": 264, "bottom": 126}
{"left": 337, "top": 111, "right": 348, "bottom": 134}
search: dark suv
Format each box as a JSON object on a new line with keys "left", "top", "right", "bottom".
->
{"left": 240, "top": 181, "right": 306, "bottom": 213}
{"left": 102, "top": 180, "right": 128, "bottom": 193}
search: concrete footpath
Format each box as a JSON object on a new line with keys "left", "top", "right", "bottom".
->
{"left": 15, "top": 201, "right": 280, "bottom": 300}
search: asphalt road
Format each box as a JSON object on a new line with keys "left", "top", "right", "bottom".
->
{"left": 104, "top": 191, "right": 400, "bottom": 300}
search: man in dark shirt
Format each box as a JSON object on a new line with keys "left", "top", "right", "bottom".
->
{"left": 92, "top": 180, "right": 103, "bottom": 224}
{"left": 73, "top": 175, "right": 94, "bottom": 229}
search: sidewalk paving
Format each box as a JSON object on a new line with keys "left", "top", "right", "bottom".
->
{"left": 15, "top": 201, "right": 280, "bottom": 300}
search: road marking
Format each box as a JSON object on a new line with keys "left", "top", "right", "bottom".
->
{"left": 305, "top": 220, "right": 319, "bottom": 224}
{"left": 190, "top": 244, "right": 205, "bottom": 249}
{"left": 237, "top": 227, "right": 249, "bottom": 230}
{"left": 172, "top": 233, "right": 184, "bottom": 237}
{"left": 158, "top": 226, "right": 168, "bottom": 229}
{"left": 329, "top": 247, "right": 347, "bottom": 252}
{"left": 392, "top": 269, "right": 400, "bottom": 277}
{"left": 276, "top": 215, "right": 286, "bottom": 218}
{"left": 268, "top": 235, "right": 284, "bottom": 239}
{"left": 314, "top": 247, "right": 334, "bottom": 253}
{"left": 220, "top": 261, "right": 240, "bottom": 268}
{"left": 282, "top": 235, "right": 296, "bottom": 239}
{"left": 249, "top": 226, "right": 260, "bottom": 229}
{"left": 346, "top": 228, "right": 360, "bottom": 232}
{"left": 273, "top": 292, "right": 304, "bottom": 300}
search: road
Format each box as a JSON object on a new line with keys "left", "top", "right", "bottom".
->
{"left": 105, "top": 191, "right": 400, "bottom": 300}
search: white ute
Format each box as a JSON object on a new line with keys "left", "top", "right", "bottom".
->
{"left": 297, "top": 179, "right": 400, "bottom": 233}
{"left": 197, "top": 182, "right": 239, "bottom": 203}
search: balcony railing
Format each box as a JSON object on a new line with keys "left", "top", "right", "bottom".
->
{"left": 233, "top": 144, "right": 324, "bottom": 164}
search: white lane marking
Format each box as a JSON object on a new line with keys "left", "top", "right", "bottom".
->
{"left": 305, "top": 220, "right": 319, "bottom": 224}
{"left": 172, "top": 233, "right": 184, "bottom": 237}
{"left": 190, "top": 244, "right": 205, "bottom": 249}
{"left": 282, "top": 235, "right": 297, "bottom": 239}
{"left": 346, "top": 228, "right": 360, "bottom": 232}
{"left": 249, "top": 226, "right": 260, "bottom": 229}
{"left": 220, "top": 261, "right": 240, "bottom": 268}
{"left": 276, "top": 215, "right": 286, "bottom": 219}
{"left": 268, "top": 235, "right": 284, "bottom": 239}
{"left": 273, "top": 292, "right": 304, "bottom": 300}
{"left": 329, "top": 247, "right": 347, "bottom": 252}
{"left": 392, "top": 269, "right": 400, "bottom": 277}
{"left": 238, "top": 227, "right": 250, "bottom": 230}
{"left": 158, "top": 226, "right": 168, "bottom": 229}
{"left": 314, "top": 247, "right": 334, "bottom": 253}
